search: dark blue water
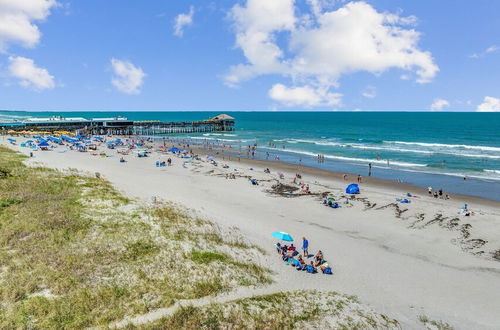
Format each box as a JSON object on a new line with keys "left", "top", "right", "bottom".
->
{"left": 1, "top": 111, "right": 499, "bottom": 200}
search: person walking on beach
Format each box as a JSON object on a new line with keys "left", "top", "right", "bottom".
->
{"left": 302, "top": 237, "right": 309, "bottom": 258}
{"left": 357, "top": 175, "right": 362, "bottom": 183}
{"left": 368, "top": 163, "right": 372, "bottom": 176}
{"left": 428, "top": 186, "right": 432, "bottom": 196}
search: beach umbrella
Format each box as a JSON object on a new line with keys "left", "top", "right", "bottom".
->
{"left": 272, "top": 232, "right": 294, "bottom": 242}
{"left": 38, "top": 141, "right": 49, "bottom": 147}
{"left": 168, "top": 147, "right": 180, "bottom": 152}
{"left": 207, "top": 156, "right": 216, "bottom": 160}
{"left": 346, "top": 183, "right": 360, "bottom": 194}
{"left": 26, "top": 140, "right": 33, "bottom": 143}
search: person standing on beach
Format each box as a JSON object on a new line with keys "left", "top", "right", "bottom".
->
{"left": 428, "top": 186, "right": 432, "bottom": 196}
{"left": 357, "top": 175, "right": 362, "bottom": 183}
{"left": 302, "top": 237, "right": 309, "bottom": 258}
{"left": 368, "top": 163, "right": 372, "bottom": 176}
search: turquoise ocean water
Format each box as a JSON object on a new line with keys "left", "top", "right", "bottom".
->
{"left": 1, "top": 111, "right": 499, "bottom": 200}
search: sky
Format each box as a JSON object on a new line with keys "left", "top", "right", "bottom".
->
{"left": 0, "top": 0, "right": 499, "bottom": 112}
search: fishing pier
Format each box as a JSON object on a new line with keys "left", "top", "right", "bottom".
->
{"left": 0, "top": 114, "right": 235, "bottom": 136}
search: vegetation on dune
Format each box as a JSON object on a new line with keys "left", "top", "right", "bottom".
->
{"left": 0, "top": 146, "right": 271, "bottom": 328}
{"left": 133, "top": 291, "right": 401, "bottom": 329}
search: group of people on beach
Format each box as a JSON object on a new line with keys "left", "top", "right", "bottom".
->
{"left": 291, "top": 173, "right": 311, "bottom": 194}
{"left": 275, "top": 237, "right": 332, "bottom": 275}
{"left": 427, "top": 186, "right": 451, "bottom": 200}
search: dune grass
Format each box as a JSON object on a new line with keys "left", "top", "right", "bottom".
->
{"left": 0, "top": 146, "right": 271, "bottom": 328}
{"left": 132, "top": 291, "right": 401, "bottom": 329}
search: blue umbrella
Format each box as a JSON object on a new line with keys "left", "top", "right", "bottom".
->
{"left": 38, "top": 141, "right": 49, "bottom": 147}
{"left": 272, "top": 232, "right": 294, "bottom": 242}
{"left": 26, "top": 139, "right": 34, "bottom": 143}
{"left": 168, "top": 147, "right": 180, "bottom": 152}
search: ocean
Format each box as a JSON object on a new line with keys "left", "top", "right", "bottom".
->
{"left": 1, "top": 110, "right": 499, "bottom": 200}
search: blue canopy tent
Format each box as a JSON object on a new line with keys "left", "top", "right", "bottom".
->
{"left": 47, "top": 136, "right": 62, "bottom": 144}
{"left": 346, "top": 183, "right": 360, "bottom": 194}
{"left": 61, "top": 135, "right": 79, "bottom": 143}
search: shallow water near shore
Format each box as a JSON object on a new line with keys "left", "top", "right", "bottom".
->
{"left": 2, "top": 110, "right": 499, "bottom": 200}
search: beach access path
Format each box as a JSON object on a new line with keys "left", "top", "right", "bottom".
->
{"left": 3, "top": 140, "right": 500, "bottom": 329}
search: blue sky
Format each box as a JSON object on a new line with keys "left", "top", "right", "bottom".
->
{"left": 0, "top": 0, "right": 499, "bottom": 111}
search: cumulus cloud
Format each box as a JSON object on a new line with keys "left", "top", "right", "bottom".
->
{"left": 8, "top": 56, "right": 55, "bottom": 90}
{"left": 111, "top": 58, "right": 146, "bottom": 95}
{"left": 0, "top": 0, "right": 58, "bottom": 51}
{"left": 173, "top": 6, "right": 194, "bottom": 37}
{"left": 430, "top": 98, "right": 450, "bottom": 111}
{"left": 226, "top": 0, "right": 438, "bottom": 107}
{"left": 269, "top": 83, "right": 342, "bottom": 107}
{"left": 225, "top": 0, "right": 295, "bottom": 86}
{"left": 477, "top": 96, "right": 500, "bottom": 112}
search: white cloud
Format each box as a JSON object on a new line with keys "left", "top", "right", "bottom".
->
{"left": 226, "top": 0, "right": 438, "bottom": 107}
{"left": 362, "top": 86, "right": 376, "bottom": 98}
{"left": 469, "top": 45, "right": 499, "bottom": 59}
{"left": 0, "top": 0, "right": 58, "bottom": 51}
{"left": 269, "top": 83, "right": 342, "bottom": 107}
{"left": 225, "top": 0, "right": 295, "bottom": 86}
{"left": 111, "top": 58, "right": 146, "bottom": 95}
{"left": 173, "top": 6, "right": 194, "bottom": 37}
{"left": 477, "top": 96, "right": 500, "bottom": 112}
{"left": 486, "top": 45, "right": 499, "bottom": 53}
{"left": 8, "top": 55, "right": 54, "bottom": 90}
{"left": 430, "top": 98, "right": 450, "bottom": 111}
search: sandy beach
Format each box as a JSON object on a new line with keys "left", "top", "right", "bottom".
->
{"left": 2, "top": 136, "right": 500, "bottom": 329}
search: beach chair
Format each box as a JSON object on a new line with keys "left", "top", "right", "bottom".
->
{"left": 322, "top": 266, "right": 333, "bottom": 275}
{"left": 296, "top": 264, "right": 305, "bottom": 271}
{"left": 306, "top": 265, "right": 317, "bottom": 274}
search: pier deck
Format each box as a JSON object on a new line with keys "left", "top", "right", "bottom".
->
{"left": 0, "top": 114, "right": 235, "bottom": 136}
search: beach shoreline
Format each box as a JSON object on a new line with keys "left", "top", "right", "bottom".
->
{"left": 166, "top": 141, "right": 500, "bottom": 208}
